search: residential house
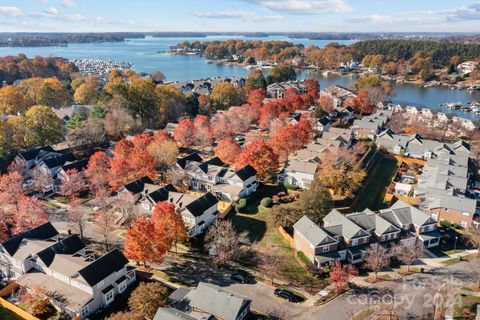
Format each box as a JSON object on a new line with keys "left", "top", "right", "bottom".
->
{"left": 457, "top": 61, "right": 479, "bottom": 75}
{"left": 15, "top": 146, "right": 57, "bottom": 170}
{"left": 351, "top": 110, "right": 392, "bottom": 140}
{"left": 293, "top": 200, "right": 440, "bottom": 267}
{"left": 117, "top": 176, "right": 156, "bottom": 204}
{"left": 266, "top": 81, "right": 306, "bottom": 99}
{"left": 0, "top": 223, "right": 135, "bottom": 319}
{"left": 139, "top": 184, "right": 178, "bottom": 211}
{"left": 315, "top": 116, "right": 331, "bottom": 133}
{"left": 158, "top": 282, "right": 252, "bottom": 320}
{"left": 53, "top": 105, "right": 93, "bottom": 124}
{"left": 164, "top": 122, "right": 178, "bottom": 135}
{"left": 177, "top": 155, "right": 258, "bottom": 202}
{"left": 320, "top": 85, "right": 357, "bottom": 108}
{"left": 281, "top": 159, "right": 318, "bottom": 188}
{"left": 427, "top": 195, "right": 477, "bottom": 228}
{"left": 168, "top": 192, "right": 219, "bottom": 237}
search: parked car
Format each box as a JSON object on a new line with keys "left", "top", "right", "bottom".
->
{"left": 273, "top": 288, "right": 303, "bottom": 303}
{"left": 230, "top": 272, "right": 253, "bottom": 284}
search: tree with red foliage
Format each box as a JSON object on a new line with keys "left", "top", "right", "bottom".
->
{"left": 14, "top": 196, "right": 48, "bottom": 235}
{"left": 212, "top": 120, "right": 234, "bottom": 140}
{"left": 329, "top": 261, "right": 358, "bottom": 293}
{"left": 60, "top": 169, "right": 86, "bottom": 198}
{"left": 153, "top": 129, "right": 173, "bottom": 142}
{"left": 129, "top": 149, "right": 157, "bottom": 178}
{"left": 269, "top": 120, "right": 312, "bottom": 161}
{"left": 259, "top": 102, "right": 278, "bottom": 129}
{"left": 151, "top": 201, "right": 186, "bottom": 254}
{"left": 304, "top": 79, "right": 320, "bottom": 99}
{"left": 198, "top": 94, "right": 212, "bottom": 114}
{"left": 0, "top": 171, "right": 24, "bottom": 208}
{"left": 109, "top": 147, "right": 156, "bottom": 191}
{"left": 284, "top": 87, "right": 299, "bottom": 98}
{"left": 132, "top": 133, "right": 154, "bottom": 151}
{"left": 354, "top": 89, "right": 373, "bottom": 114}
{"left": 248, "top": 88, "right": 266, "bottom": 105}
{"left": 284, "top": 94, "right": 305, "bottom": 111}
{"left": 85, "top": 151, "right": 111, "bottom": 198}
{"left": 124, "top": 216, "right": 164, "bottom": 266}
{"left": 215, "top": 138, "right": 241, "bottom": 166}
{"left": 113, "top": 139, "right": 134, "bottom": 157}
{"left": 173, "top": 119, "right": 195, "bottom": 147}
{"left": 235, "top": 140, "right": 279, "bottom": 180}
{"left": 193, "top": 115, "right": 214, "bottom": 147}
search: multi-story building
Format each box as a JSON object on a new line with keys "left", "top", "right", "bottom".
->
{"left": 293, "top": 200, "right": 439, "bottom": 268}
{"left": 0, "top": 223, "right": 135, "bottom": 319}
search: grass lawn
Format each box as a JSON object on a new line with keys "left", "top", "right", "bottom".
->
{"left": 441, "top": 254, "right": 475, "bottom": 266}
{"left": 454, "top": 294, "right": 480, "bottom": 319}
{"left": 231, "top": 184, "right": 327, "bottom": 287}
{"left": 0, "top": 307, "right": 24, "bottom": 320}
{"left": 353, "top": 156, "right": 399, "bottom": 211}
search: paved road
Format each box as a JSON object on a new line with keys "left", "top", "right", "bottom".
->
{"left": 157, "top": 255, "right": 480, "bottom": 320}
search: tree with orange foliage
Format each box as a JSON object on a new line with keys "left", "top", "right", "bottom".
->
{"left": 124, "top": 216, "right": 163, "bottom": 266}
{"left": 0, "top": 170, "right": 24, "bottom": 209}
{"left": 248, "top": 88, "right": 266, "bottom": 105}
{"left": 354, "top": 89, "right": 373, "bottom": 114}
{"left": 85, "top": 151, "right": 111, "bottom": 197}
{"left": 304, "top": 79, "right": 320, "bottom": 99}
{"left": 215, "top": 138, "right": 241, "bottom": 166}
{"left": 403, "top": 127, "right": 417, "bottom": 135}
{"left": 269, "top": 120, "right": 312, "bottom": 160}
{"left": 173, "top": 119, "right": 195, "bottom": 147}
{"left": 109, "top": 147, "right": 156, "bottom": 191}
{"left": 193, "top": 115, "right": 214, "bottom": 147}
{"left": 198, "top": 94, "right": 212, "bottom": 114}
{"left": 235, "top": 140, "right": 279, "bottom": 180}
{"left": 14, "top": 196, "right": 48, "bottom": 235}
{"left": 151, "top": 201, "right": 186, "bottom": 254}
{"left": 132, "top": 133, "right": 154, "bottom": 151}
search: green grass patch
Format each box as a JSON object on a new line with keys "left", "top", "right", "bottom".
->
{"left": 0, "top": 307, "right": 24, "bottom": 320}
{"left": 441, "top": 255, "right": 474, "bottom": 266}
{"left": 353, "top": 156, "right": 399, "bottom": 211}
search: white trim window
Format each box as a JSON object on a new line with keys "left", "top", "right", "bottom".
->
{"left": 81, "top": 305, "right": 89, "bottom": 317}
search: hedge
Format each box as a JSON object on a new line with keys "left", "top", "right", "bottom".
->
{"left": 235, "top": 198, "right": 247, "bottom": 213}
{"left": 260, "top": 197, "right": 273, "bottom": 208}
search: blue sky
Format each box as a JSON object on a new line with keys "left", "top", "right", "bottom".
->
{"left": 1, "top": 0, "right": 480, "bottom": 32}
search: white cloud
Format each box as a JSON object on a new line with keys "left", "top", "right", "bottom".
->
{"left": 445, "top": 2, "right": 480, "bottom": 21}
{"left": 45, "top": 7, "right": 59, "bottom": 15}
{"left": 240, "top": 0, "right": 352, "bottom": 14}
{"left": 344, "top": 14, "right": 422, "bottom": 24}
{"left": 0, "top": 6, "right": 22, "bottom": 18}
{"left": 60, "top": 0, "right": 77, "bottom": 8}
{"left": 194, "top": 10, "right": 283, "bottom": 21}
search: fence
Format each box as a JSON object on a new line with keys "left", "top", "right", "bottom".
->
{"left": 384, "top": 193, "right": 421, "bottom": 206}
{"left": 278, "top": 226, "right": 294, "bottom": 247}
{"left": 393, "top": 155, "right": 426, "bottom": 167}
{"left": 0, "top": 297, "right": 40, "bottom": 320}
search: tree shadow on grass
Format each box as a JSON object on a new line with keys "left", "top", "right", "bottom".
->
{"left": 231, "top": 214, "right": 267, "bottom": 243}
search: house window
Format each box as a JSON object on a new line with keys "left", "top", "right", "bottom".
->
{"left": 81, "top": 306, "right": 89, "bottom": 317}
{"left": 322, "top": 246, "right": 329, "bottom": 253}
{"left": 460, "top": 221, "right": 468, "bottom": 228}
{"left": 118, "top": 280, "right": 127, "bottom": 293}
{"left": 351, "top": 239, "right": 358, "bottom": 246}
{"left": 96, "top": 280, "right": 104, "bottom": 289}
{"left": 462, "top": 212, "right": 470, "bottom": 216}
{"left": 104, "top": 289, "right": 115, "bottom": 305}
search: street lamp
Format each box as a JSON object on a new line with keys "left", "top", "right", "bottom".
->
{"left": 454, "top": 236, "right": 458, "bottom": 251}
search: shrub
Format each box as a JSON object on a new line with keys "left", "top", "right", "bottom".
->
{"left": 235, "top": 198, "right": 247, "bottom": 213}
{"left": 260, "top": 197, "right": 273, "bottom": 208}
{"left": 284, "top": 182, "right": 300, "bottom": 190}
{"left": 440, "top": 220, "right": 453, "bottom": 228}
{"left": 297, "top": 251, "right": 311, "bottom": 266}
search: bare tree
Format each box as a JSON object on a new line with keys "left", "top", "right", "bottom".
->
{"left": 94, "top": 208, "right": 116, "bottom": 252}
{"left": 31, "top": 167, "right": 54, "bottom": 196}
{"left": 261, "top": 252, "right": 282, "bottom": 285}
{"left": 395, "top": 240, "right": 424, "bottom": 272}
{"left": 204, "top": 219, "right": 242, "bottom": 266}
{"left": 363, "top": 244, "right": 390, "bottom": 281}
{"left": 68, "top": 198, "right": 87, "bottom": 239}
{"left": 104, "top": 106, "right": 138, "bottom": 140}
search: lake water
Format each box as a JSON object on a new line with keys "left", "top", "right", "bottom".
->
{"left": 1, "top": 36, "right": 479, "bottom": 119}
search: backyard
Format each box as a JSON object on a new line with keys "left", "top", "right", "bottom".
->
{"left": 353, "top": 155, "right": 399, "bottom": 211}
{"left": 0, "top": 307, "right": 24, "bottom": 320}
{"left": 454, "top": 294, "right": 480, "bottom": 319}
{"left": 230, "top": 184, "right": 330, "bottom": 289}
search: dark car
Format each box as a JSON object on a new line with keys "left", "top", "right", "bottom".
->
{"left": 230, "top": 272, "right": 253, "bottom": 284}
{"left": 274, "top": 288, "right": 303, "bottom": 303}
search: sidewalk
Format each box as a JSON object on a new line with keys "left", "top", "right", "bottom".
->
{"left": 420, "top": 249, "right": 478, "bottom": 268}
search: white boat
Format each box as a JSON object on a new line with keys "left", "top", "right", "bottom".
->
{"left": 206, "top": 60, "right": 213, "bottom": 64}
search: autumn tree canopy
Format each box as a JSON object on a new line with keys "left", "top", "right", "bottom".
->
{"left": 235, "top": 140, "right": 279, "bottom": 180}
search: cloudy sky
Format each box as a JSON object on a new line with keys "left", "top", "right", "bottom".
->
{"left": 1, "top": 0, "right": 480, "bottom": 32}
